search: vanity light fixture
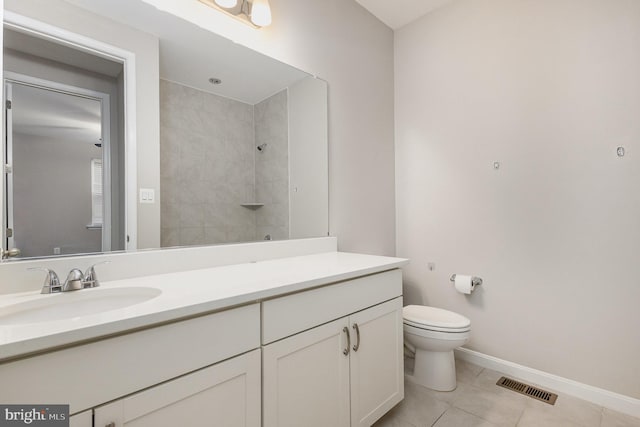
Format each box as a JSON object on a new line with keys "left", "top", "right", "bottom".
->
{"left": 199, "top": 0, "right": 272, "bottom": 28}
{"left": 250, "top": 0, "right": 272, "bottom": 27}
{"left": 214, "top": 0, "right": 238, "bottom": 7}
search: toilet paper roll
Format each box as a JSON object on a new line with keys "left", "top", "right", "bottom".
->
{"left": 454, "top": 274, "right": 474, "bottom": 294}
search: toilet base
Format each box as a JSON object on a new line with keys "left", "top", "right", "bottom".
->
{"left": 409, "top": 349, "right": 457, "bottom": 391}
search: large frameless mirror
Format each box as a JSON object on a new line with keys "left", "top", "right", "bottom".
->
{"left": 1, "top": 0, "right": 328, "bottom": 261}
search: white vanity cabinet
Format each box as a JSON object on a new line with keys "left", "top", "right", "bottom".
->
{"left": 69, "top": 411, "right": 92, "bottom": 427}
{"left": 94, "top": 349, "right": 261, "bottom": 427}
{"left": 0, "top": 304, "right": 261, "bottom": 421}
{"left": 263, "top": 317, "right": 351, "bottom": 427}
{"left": 262, "top": 270, "right": 404, "bottom": 427}
{"left": 349, "top": 298, "right": 404, "bottom": 426}
{"left": 0, "top": 253, "right": 408, "bottom": 427}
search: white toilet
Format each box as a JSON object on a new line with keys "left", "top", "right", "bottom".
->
{"left": 403, "top": 305, "right": 471, "bottom": 391}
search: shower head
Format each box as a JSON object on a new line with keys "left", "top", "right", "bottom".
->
{"left": 257, "top": 144, "right": 267, "bottom": 152}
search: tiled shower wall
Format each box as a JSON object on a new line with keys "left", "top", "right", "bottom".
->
{"left": 160, "top": 80, "right": 289, "bottom": 246}
{"left": 160, "top": 79, "right": 256, "bottom": 246}
{"left": 255, "top": 90, "right": 289, "bottom": 241}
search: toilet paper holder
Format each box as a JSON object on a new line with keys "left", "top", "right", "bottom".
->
{"left": 450, "top": 274, "right": 483, "bottom": 287}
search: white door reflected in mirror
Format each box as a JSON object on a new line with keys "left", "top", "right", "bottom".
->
{"left": 4, "top": 74, "right": 120, "bottom": 258}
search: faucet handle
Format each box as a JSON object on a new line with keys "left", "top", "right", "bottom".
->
{"left": 28, "top": 267, "right": 61, "bottom": 294}
{"left": 83, "top": 261, "right": 111, "bottom": 288}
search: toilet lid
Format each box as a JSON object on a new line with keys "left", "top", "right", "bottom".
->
{"left": 403, "top": 305, "right": 471, "bottom": 331}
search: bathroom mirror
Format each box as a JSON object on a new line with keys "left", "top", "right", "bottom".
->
{"left": 1, "top": 0, "right": 328, "bottom": 260}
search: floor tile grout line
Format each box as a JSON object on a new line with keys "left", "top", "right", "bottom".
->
{"left": 429, "top": 406, "right": 449, "bottom": 427}
{"left": 391, "top": 358, "right": 640, "bottom": 427}
{"left": 597, "top": 406, "right": 605, "bottom": 427}
{"left": 455, "top": 406, "right": 503, "bottom": 426}
{"left": 513, "top": 404, "right": 526, "bottom": 427}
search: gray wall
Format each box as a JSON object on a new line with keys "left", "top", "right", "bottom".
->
{"left": 160, "top": 79, "right": 256, "bottom": 246}
{"left": 263, "top": 0, "right": 396, "bottom": 256}
{"left": 255, "top": 89, "right": 289, "bottom": 241}
{"left": 395, "top": 0, "right": 640, "bottom": 399}
{"left": 13, "top": 133, "right": 102, "bottom": 256}
{"left": 288, "top": 77, "right": 328, "bottom": 239}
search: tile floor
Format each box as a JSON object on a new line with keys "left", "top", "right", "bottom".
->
{"left": 374, "top": 358, "right": 640, "bottom": 427}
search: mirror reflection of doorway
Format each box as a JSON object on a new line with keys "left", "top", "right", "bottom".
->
{"left": 4, "top": 77, "right": 111, "bottom": 258}
{"left": 2, "top": 25, "right": 127, "bottom": 259}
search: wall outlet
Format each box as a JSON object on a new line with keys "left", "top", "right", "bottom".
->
{"left": 428, "top": 262, "right": 435, "bottom": 271}
{"left": 139, "top": 188, "right": 155, "bottom": 204}
{"left": 53, "top": 247, "right": 61, "bottom": 255}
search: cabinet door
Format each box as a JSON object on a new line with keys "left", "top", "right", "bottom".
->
{"left": 263, "top": 317, "right": 351, "bottom": 427}
{"left": 94, "top": 349, "right": 261, "bottom": 427}
{"left": 69, "top": 411, "right": 92, "bottom": 427}
{"left": 349, "top": 298, "right": 404, "bottom": 427}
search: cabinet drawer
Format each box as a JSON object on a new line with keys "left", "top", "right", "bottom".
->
{"left": 95, "top": 349, "right": 261, "bottom": 427}
{"left": 0, "top": 304, "right": 260, "bottom": 414}
{"left": 262, "top": 269, "right": 402, "bottom": 344}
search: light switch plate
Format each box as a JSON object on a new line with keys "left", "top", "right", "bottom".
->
{"left": 139, "top": 188, "right": 155, "bottom": 204}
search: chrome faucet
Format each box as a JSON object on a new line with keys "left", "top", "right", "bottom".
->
{"left": 63, "top": 268, "right": 85, "bottom": 291}
{"left": 29, "top": 261, "right": 111, "bottom": 294}
{"left": 29, "top": 268, "right": 62, "bottom": 294}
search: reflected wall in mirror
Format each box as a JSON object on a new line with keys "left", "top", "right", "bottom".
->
{"left": 3, "top": 27, "right": 126, "bottom": 258}
{"left": 1, "top": 0, "right": 329, "bottom": 261}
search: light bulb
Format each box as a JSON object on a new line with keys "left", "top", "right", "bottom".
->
{"left": 214, "top": 0, "right": 238, "bottom": 8}
{"left": 250, "top": 0, "right": 272, "bottom": 26}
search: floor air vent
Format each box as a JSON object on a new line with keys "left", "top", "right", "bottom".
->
{"left": 496, "top": 376, "right": 558, "bottom": 405}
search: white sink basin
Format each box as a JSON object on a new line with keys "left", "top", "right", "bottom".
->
{"left": 0, "top": 287, "right": 162, "bottom": 325}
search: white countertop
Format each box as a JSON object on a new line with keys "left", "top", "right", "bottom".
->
{"left": 0, "top": 251, "right": 408, "bottom": 361}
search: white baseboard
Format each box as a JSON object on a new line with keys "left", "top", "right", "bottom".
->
{"left": 455, "top": 347, "right": 640, "bottom": 419}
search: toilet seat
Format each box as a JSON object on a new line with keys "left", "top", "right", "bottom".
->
{"left": 403, "top": 305, "right": 471, "bottom": 333}
{"left": 403, "top": 323, "right": 471, "bottom": 340}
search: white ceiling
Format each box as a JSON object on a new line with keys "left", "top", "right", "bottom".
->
{"left": 4, "top": 28, "right": 115, "bottom": 143}
{"left": 11, "top": 83, "right": 102, "bottom": 143}
{"left": 64, "top": 0, "right": 310, "bottom": 105}
{"left": 354, "top": 0, "right": 455, "bottom": 30}
{"left": 4, "top": 29, "right": 123, "bottom": 77}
